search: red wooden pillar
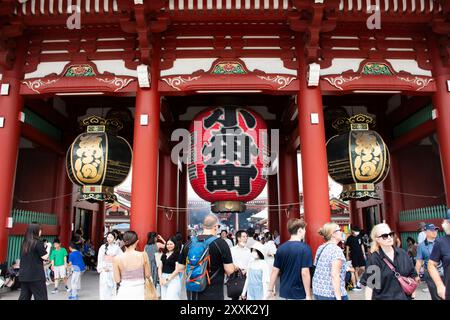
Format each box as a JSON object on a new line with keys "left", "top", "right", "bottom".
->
{"left": 90, "top": 211, "right": 97, "bottom": 247}
{"left": 54, "top": 156, "right": 73, "bottom": 249}
{"left": 0, "top": 40, "right": 26, "bottom": 262}
{"left": 277, "top": 142, "right": 300, "bottom": 243}
{"left": 297, "top": 45, "right": 331, "bottom": 255}
{"left": 178, "top": 165, "right": 188, "bottom": 240}
{"left": 268, "top": 173, "right": 280, "bottom": 234}
{"left": 430, "top": 34, "right": 450, "bottom": 206}
{"left": 157, "top": 150, "right": 178, "bottom": 240}
{"left": 349, "top": 200, "right": 358, "bottom": 228}
{"left": 130, "top": 39, "right": 161, "bottom": 249}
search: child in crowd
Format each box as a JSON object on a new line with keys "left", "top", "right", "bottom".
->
{"left": 50, "top": 238, "right": 68, "bottom": 294}
{"left": 240, "top": 242, "right": 270, "bottom": 300}
{"left": 67, "top": 242, "right": 86, "bottom": 300}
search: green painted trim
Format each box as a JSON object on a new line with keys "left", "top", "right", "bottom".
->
{"left": 362, "top": 63, "right": 392, "bottom": 75}
{"left": 399, "top": 204, "right": 447, "bottom": 222}
{"left": 212, "top": 63, "right": 246, "bottom": 75}
{"left": 392, "top": 104, "right": 433, "bottom": 138}
{"left": 11, "top": 209, "right": 58, "bottom": 225}
{"left": 23, "top": 108, "right": 62, "bottom": 142}
{"left": 7, "top": 235, "right": 57, "bottom": 265}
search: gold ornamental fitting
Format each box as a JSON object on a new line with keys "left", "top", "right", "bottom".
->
{"left": 82, "top": 185, "right": 115, "bottom": 194}
{"left": 79, "top": 116, "right": 123, "bottom": 134}
{"left": 332, "top": 114, "right": 376, "bottom": 134}
{"left": 342, "top": 183, "right": 375, "bottom": 192}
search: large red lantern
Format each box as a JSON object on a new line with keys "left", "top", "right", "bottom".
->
{"left": 188, "top": 106, "right": 268, "bottom": 212}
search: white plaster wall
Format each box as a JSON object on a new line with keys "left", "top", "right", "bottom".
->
{"left": 320, "top": 58, "right": 432, "bottom": 77}
{"left": 386, "top": 59, "right": 432, "bottom": 76}
{"left": 24, "top": 62, "right": 69, "bottom": 79}
{"left": 24, "top": 60, "right": 137, "bottom": 79}
{"left": 92, "top": 60, "right": 137, "bottom": 77}
{"left": 320, "top": 58, "right": 365, "bottom": 76}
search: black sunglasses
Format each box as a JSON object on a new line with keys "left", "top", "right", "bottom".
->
{"left": 377, "top": 232, "right": 395, "bottom": 240}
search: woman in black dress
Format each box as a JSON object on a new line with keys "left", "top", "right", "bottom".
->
{"left": 360, "top": 223, "right": 419, "bottom": 300}
{"left": 18, "top": 223, "right": 49, "bottom": 300}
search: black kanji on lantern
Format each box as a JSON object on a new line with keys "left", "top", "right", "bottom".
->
{"left": 203, "top": 107, "right": 256, "bottom": 129}
{"left": 202, "top": 107, "right": 259, "bottom": 196}
{"left": 204, "top": 164, "right": 257, "bottom": 195}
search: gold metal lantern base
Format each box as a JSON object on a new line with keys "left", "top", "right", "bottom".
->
{"left": 79, "top": 185, "right": 117, "bottom": 203}
{"left": 340, "top": 183, "right": 380, "bottom": 201}
{"left": 211, "top": 201, "right": 246, "bottom": 213}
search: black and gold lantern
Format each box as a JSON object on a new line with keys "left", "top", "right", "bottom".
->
{"left": 326, "top": 114, "right": 390, "bottom": 201}
{"left": 66, "top": 116, "right": 132, "bottom": 202}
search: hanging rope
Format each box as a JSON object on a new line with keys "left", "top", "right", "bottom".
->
{"left": 12, "top": 188, "right": 444, "bottom": 209}
{"left": 14, "top": 192, "right": 80, "bottom": 204}
{"left": 164, "top": 208, "right": 174, "bottom": 221}
{"left": 379, "top": 188, "right": 445, "bottom": 199}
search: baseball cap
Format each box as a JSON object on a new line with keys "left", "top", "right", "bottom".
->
{"left": 425, "top": 223, "right": 439, "bottom": 231}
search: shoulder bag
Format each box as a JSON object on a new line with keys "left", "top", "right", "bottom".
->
{"left": 142, "top": 252, "right": 158, "bottom": 300}
{"left": 382, "top": 258, "right": 418, "bottom": 296}
{"left": 310, "top": 243, "right": 331, "bottom": 279}
{"left": 226, "top": 269, "right": 246, "bottom": 298}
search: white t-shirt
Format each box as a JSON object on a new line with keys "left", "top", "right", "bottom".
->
{"left": 264, "top": 240, "right": 277, "bottom": 264}
{"left": 230, "top": 245, "right": 253, "bottom": 272}
{"left": 223, "top": 238, "right": 234, "bottom": 248}
{"left": 241, "top": 259, "right": 271, "bottom": 299}
{"left": 418, "top": 231, "right": 426, "bottom": 244}
{"left": 97, "top": 243, "right": 123, "bottom": 273}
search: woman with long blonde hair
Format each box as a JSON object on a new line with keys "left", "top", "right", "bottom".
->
{"left": 360, "top": 223, "right": 418, "bottom": 300}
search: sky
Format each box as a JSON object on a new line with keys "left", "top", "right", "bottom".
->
{"left": 117, "top": 153, "right": 343, "bottom": 201}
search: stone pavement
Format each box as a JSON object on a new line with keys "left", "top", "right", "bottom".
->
{"left": 0, "top": 270, "right": 432, "bottom": 300}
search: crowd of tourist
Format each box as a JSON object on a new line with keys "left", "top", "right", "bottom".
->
{"left": 5, "top": 209, "right": 450, "bottom": 301}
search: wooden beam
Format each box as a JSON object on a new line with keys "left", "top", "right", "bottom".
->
{"left": 21, "top": 123, "right": 65, "bottom": 155}
{"left": 387, "top": 96, "right": 431, "bottom": 127}
{"left": 25, "top": 98, "right": 69, "bottom": 130}
{"left": 390, "top": 120, "right": 436, "bottom": 152}
{"left": 10, "top": 223, "right": 59, "bottom": 236}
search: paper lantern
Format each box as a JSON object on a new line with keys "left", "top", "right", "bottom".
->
{"left": 327, "top": 114, "right": 390, "bottom": 201}
{"left": 66, "top": 116, "right": 132, "bottom": 202}
{"left": 188, "top": 106, "right": 268, "bottom": 212}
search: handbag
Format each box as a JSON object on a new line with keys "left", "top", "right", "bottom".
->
{"left": 226, "top": 270, "right": 246, "bottom": 298}
{"left": 144, "top": 276, "right": 158, "bottom": 300}
{"left": 143, "top": 252, "right": 158, "bottom": 300}
{"left": 382, "top": 258, "right": 418, "bottom": 296}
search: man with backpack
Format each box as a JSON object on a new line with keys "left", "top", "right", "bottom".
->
{"left": 171, "top": 213, "right": 234, "bottom": 300}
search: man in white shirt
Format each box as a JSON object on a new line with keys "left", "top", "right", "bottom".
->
{"left": 229, "top": 230, "right": 253, "bottom": 300}
{"left": 220, "top": 230, "right": 234, "bottom": 247}
{"left": 231, "top": 230, "right": 253, "bottom": 274}
{"left": 418, "top": 222, "right": 427, "bottom": 244}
